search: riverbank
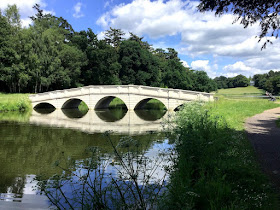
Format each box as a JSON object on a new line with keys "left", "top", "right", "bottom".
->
{"left": 164, "top": 94, "right": 280, "bottom": 209}
{"left": 0, "top": 93, "right": 31, "bottom": 112}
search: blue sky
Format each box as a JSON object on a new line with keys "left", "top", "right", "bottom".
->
{"left": 1, "top": 0, "right": 280, "bottom": 78}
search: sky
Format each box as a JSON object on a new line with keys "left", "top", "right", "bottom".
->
{"left": 1, "top": 0, "right": 280, "bottom": 78}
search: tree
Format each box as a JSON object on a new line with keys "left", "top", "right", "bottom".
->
{"left": 129, "top": 32, "right": 151, "bottom": 50}
{"left": 232, "top": 74, "right": 249, "bottom": 87}
{"left": 104, "top": 27, "right": 125, "bottom": 49}
{"left": 26, "top": 4, "right": 85, "bottom": 92}
{"left": 118, "top": 40, "right": 161, "bottom": 86}
{"left": 0, "top": 5, "right": 27, "bottom": 93}
{"left": 198, "top": 0, "right": 280, "bottom": 49}
{"left": 214, "top": 76, "right": 228, "bottom": 89}
{"left": 71, "top": 29, "right": 121, "bottom": 86}
{"left": 191, "top": 70, "right": 217, "bottom": 92}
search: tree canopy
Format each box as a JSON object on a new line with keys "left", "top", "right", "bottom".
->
{"left": 0, "top": 4, "right": 218, "bottom": 94}
{"left": 198, "top": 0, "right": 280, "bottom": 49}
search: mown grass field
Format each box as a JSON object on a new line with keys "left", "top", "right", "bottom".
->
{"left": 209, "top": 86, "right": 279, "bottom": 130}
{"left": 0, "top": 93, "right": 31, "bottom": 112}
{"left": 215, "top": 86, "right": 264, "bottom": 95}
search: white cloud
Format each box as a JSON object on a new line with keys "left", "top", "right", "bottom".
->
{"left": 73, "top": 2, "right": 84, "bottom": 18}
{"left": 222, "top": 61, "right": 267, "bottom": 77}
{"left": 191, "top": 60, "right": 217, "bottom": 78}
{"left": 223, "top": 61, "right": 254, "bottom": 72}
{"left": 181, "top": 60, "right": 189, "bottom": 68}
{"left": 191, "top": 60, "right": 210, "bottom": 71}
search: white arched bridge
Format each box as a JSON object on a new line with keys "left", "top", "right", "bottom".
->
{"left": 29, "top": 85, "right": 214, "bottom": 111}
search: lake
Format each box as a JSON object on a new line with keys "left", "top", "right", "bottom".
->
{"left": 0, "top": 108, "right": 174, "bottom": 209}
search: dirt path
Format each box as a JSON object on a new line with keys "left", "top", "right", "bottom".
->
{"left": 245, "top": 107, "right": 280, "bottom": 187}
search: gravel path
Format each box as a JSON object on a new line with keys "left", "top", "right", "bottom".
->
{"left": 245, "top": 107, "right": 280, "bottom": 188}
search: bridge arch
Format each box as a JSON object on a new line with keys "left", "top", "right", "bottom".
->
{"left": 62, "top": 98, "right": 88, "bottom": 109}
{"left": 34, "top": 102, "right": 56, "bottom": 110}
{"left": 95, "top": 96, "right": 128, "bottom": 110}
{"left": 174, "top": 104, "right": 185, "bottom": 111}
{"left": 134, "top": 98, "right": 168, "bottom": 110}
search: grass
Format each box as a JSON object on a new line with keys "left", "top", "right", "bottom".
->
{"left": 164, "top": 87, "right": 280, "bottom": 209}
{"left": 208, "top": 98, "right": 280, "bottom": 130}
{"left": 0, "top": 93, "right": 31, "bottom": 112}
{"left": 215, "top": 86, "right": 264, "bottom": 96}
{"left": 212, "top": 86, "right": 279, "bottom": 130}
{"left": 164, "top": 100, "right": 280, "bottom": 209}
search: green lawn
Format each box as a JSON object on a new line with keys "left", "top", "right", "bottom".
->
{"left": 208, "top": 97, "right": 280, "bottom": 130}
{"left": 215, "top": 86, "right": 264, "bottom": 96}
{"left": 210, "top": 87, "right": 277, "bottom": 130}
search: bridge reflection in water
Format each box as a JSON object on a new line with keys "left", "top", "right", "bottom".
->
{"left": 30, "top": 109, "right": 173, "bottom": 135}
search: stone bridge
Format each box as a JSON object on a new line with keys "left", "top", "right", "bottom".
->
{"left": 29, "top": 85, "right": 214, "bottom": 111}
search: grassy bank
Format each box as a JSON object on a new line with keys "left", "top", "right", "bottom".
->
{"left": 164, "top": 88, "right": 280, "bottom": 209}
{"left": 0, "top": 93, "right": 31, "bottom": 112}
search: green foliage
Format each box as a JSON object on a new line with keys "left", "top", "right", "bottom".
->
{"left": 253, "top": 70, "right": 280, "bottom": 94}
{"left": 0, "top": 4, "right": 217, "bottom": 94}
{"left": 0, "top": 93, "right": 31, "bottom": 112}
{"left": 163, "top": 102, "right": 279, "bottom": 209}
{"left": 214, "top": 74, "right": 250, "bottom": 90}
{"left": 119, "top": 40, "right": 161, "bottom": 86}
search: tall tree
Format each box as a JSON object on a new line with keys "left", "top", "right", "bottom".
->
{"left": 104, "top": 27, "right": 125, "bottom": 49}
{"left": 71, "top": 29, "right": 121, "bottom": 85}
{"left": 27, "top": 4, "right": 85, "bottom": 92}
{"left": 119, "top": 40, "right": 161, "bottom": 86}
{"left": 0, "top": 5, "right": 26, "bottom": 93}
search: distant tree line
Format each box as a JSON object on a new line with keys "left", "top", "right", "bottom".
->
{"left": 253, "top": 70, "right": 280, "bottom": 94}
{"left": 0, "top": 4, "right": 217, "bottom": 93}
{"left": 214, "top": 74, "right": 250, "bottom": 89}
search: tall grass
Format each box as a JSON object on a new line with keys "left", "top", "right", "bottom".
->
{"left": 163, "top": 101, "right": 279, "bottom": 209}
{"left": 0, "top": 93, "right": 31, "bottom": 112}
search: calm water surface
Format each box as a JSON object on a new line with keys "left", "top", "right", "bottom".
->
{"left": 0, "top": 108, "right": 173, "bottom": 209}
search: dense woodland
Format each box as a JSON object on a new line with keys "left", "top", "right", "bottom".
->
{"left": 0, "top": 5, "right": 218, "bottom": 93}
